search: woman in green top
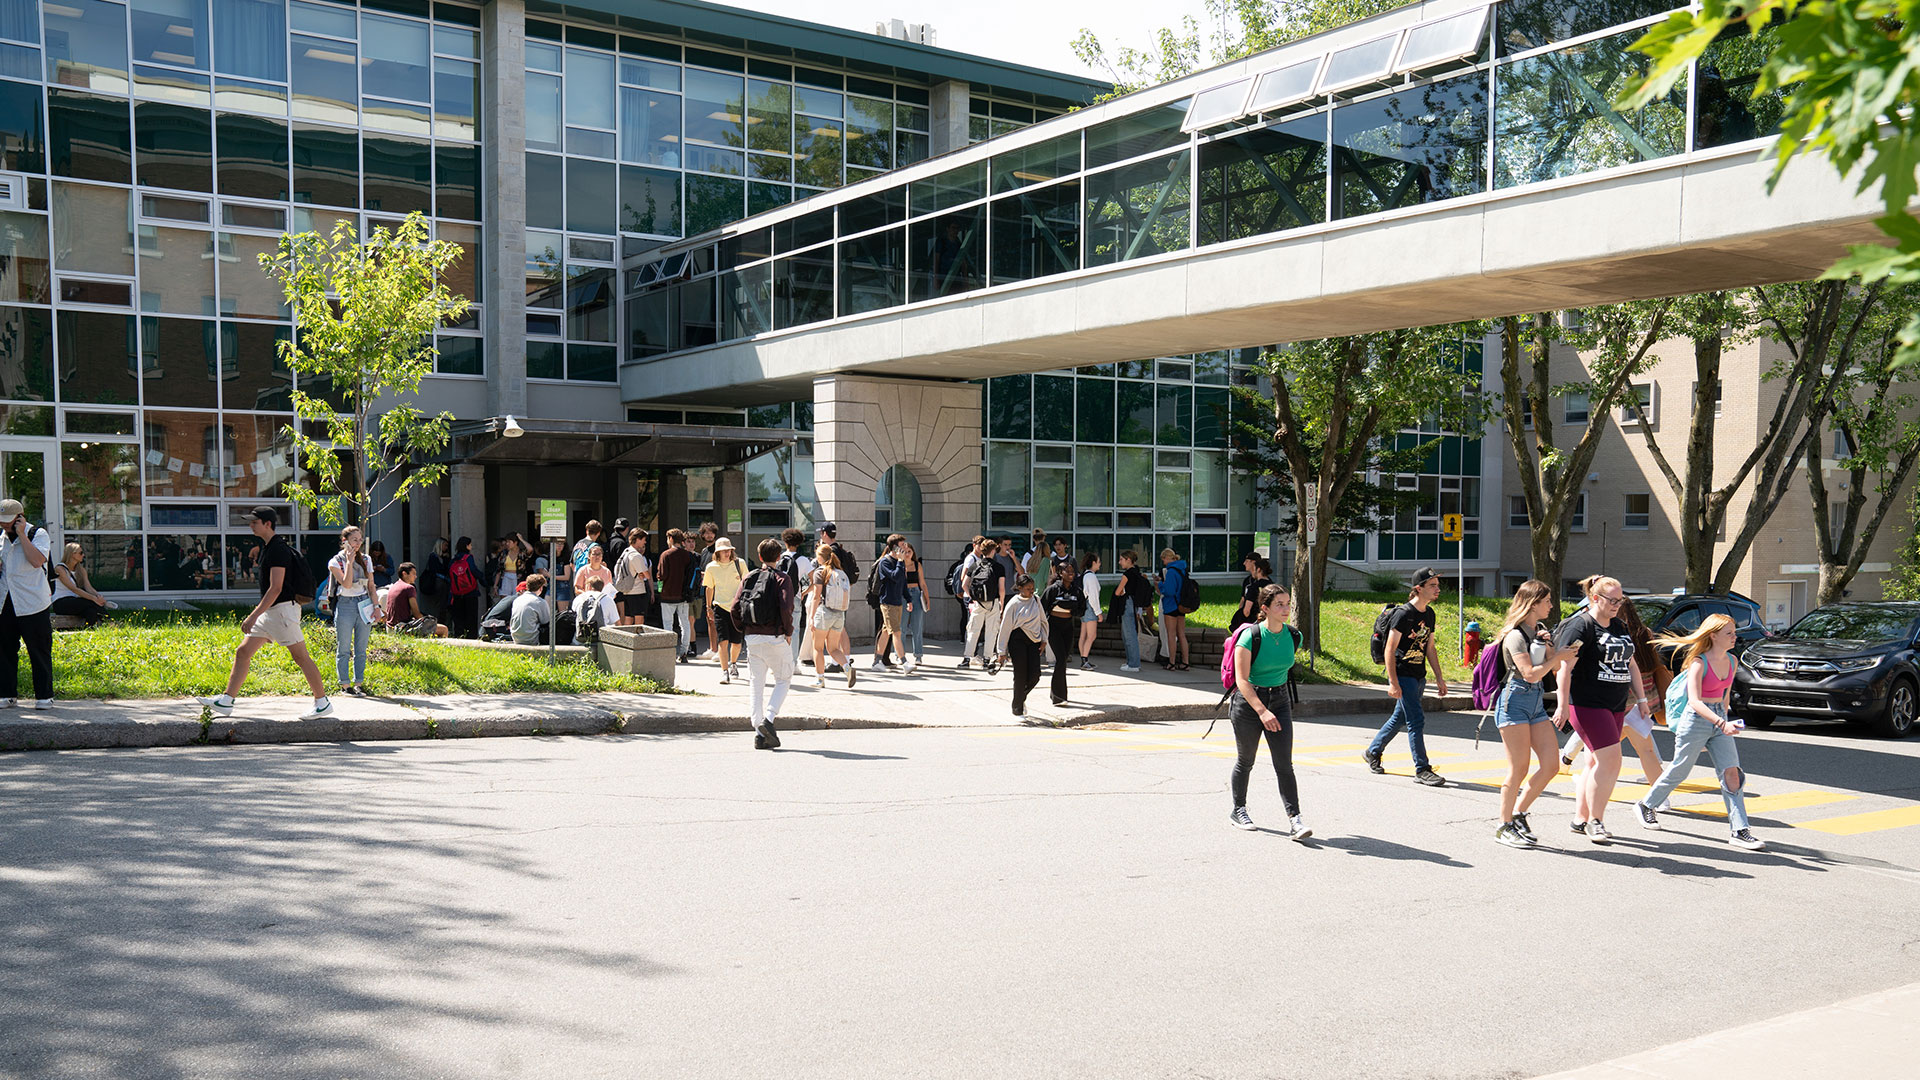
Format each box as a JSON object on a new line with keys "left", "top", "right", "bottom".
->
{"left": 1229, "top": 583, "right": 1308, "bottom": 840}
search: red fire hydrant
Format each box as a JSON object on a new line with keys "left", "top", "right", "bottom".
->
{"left": 1463, "top": 622, "right": 1482, "bottom": 666}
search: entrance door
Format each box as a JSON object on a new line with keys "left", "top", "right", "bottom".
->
{"left": 0, "top": 437, "right": 59, "bottom": 536}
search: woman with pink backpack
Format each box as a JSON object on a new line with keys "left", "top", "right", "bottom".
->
{"left": 1226, "top": 583, "right": 1308, "bottom": 840}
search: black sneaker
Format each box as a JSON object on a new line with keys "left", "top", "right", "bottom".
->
{"left": 1729, "top": 829, "right": 1765, "bottom": 851}
{"left": 1363, "top": 750, "right": 1385, "bottom": 775}
{"left": 1230, "top": 807, "right": 1254, "bottom": 831}
{"left": 1495, "top": 822, "right": 1533, "bottom": 849}
{"left": 958, "top": 657, "right": 971, "bottom": 669}
{"left": 753, "top": 731, "right": 768, "bottom": 750}
{"left": 1512, "top": 812, "right": 1538, "bottom": 844}
{"left": 755, "top": 721, "right": 781, "bottom": 750}
{"left": 1636, "top": 801, "right": 1662, "bottom": 831}
{"left": 826, "top": 663, "right": 843, "bottom": 674}
{"left": 1414, "top": 769, "right": 1447, "bottom": 787}
{"left": 1569, "top": 820, "right": 1588, "bottom": 835}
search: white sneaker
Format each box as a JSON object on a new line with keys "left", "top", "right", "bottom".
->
{"left": 1289, "top": 815, "right": 1312, "bottom": 841}
{"left": 1120, "top": 665, "right": 1141, "bottom": 673}
{"left": 904, "top": 660, "right": 918, "bottom": 675}
{"left": 719, "top": 667, "right": 731, "bottom": 685}
{"left": 301, "top": 698, "right": 334, "bottom": 720}
{"left": 0, "top": 697, "right": 13, "bottom": 709}
{"left": 195, "top": 695, "right": 233, "bottom": 716}
{"left": 30, "top": 698, "right": 51, "bottom": 709}
{"left": 814, "top": 676, "right": 826, "bottom": 689}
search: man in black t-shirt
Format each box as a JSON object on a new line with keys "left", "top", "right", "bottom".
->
{"left": 1363, "top": 567, "right": 1451, "bottom": 786}
{"left": 197, "top": 507, "right": 332, "bottom": 721}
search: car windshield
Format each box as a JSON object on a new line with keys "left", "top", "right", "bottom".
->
{"left": 1628, "top": 597, "right": 1671, "bottom": 623}
{"left": 1786, "top": 608, "right": 1919, "bottom": 642}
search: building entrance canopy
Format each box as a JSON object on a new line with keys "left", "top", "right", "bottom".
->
{"left": 444, "top": 417, "right": 792, "bottom": 469}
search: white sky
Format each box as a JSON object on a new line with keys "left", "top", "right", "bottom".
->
{"left": 734, "top": 0, "right": 1212, "bottom": 82}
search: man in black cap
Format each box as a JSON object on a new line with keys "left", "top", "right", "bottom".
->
{"left": 817, "top": 521, "right": 857, "bottom": 584}
{"left": 1363, "top": 566, "right": 1449, "bottom": 786}
{"left": 197, "top": 507, "right": 333, "bottom": 720}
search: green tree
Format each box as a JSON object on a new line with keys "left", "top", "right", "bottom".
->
{"left": 1621, "top": 2, "right": 1920, "bottom": 369}
{"left": 1072, "top": 0, "right": 1406, "bottom": 98}
{"left": 258, "top": 212, "right": 471, "bottom": 526}
{"left": 1229, "top": 324, "right": 1487, "bottom": 653}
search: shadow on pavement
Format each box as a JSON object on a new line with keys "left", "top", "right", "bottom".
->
{"left": 776, "top": 748, "right": 909, "bottom": 761}
{"left": 1314, "top": 835, "right": 1474, "bottom": 867}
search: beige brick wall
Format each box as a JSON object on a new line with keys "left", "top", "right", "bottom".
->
{"left": 1496, "top": 335, "right": 1915, "bottom": 623}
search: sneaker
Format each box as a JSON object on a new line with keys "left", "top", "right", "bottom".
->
{"left": 871, "top": 657, "right": 887, "bottom": 670}
{"left": 344, "top": 685, "right": 365, "bottom": 697}
{"left": 813, "top": 676, "right": 826, "bottom": 689}
{"left": 986, "top": 659, "right": 1001, "bottom": 675}
{"left": 1729, "top": 829, "right": 1765, "bottom": 851}
{"left": 1512, "top": 812, "right": 1538, "bottom": 844}
{"left": 1120, "top": 665, "right": 1141, "bottom": 673}
{"left": 29, "top": 698, "right": 51, "bottom": 709}
{"left": 1289, "top": 815, "right": 1312, "bottom": 841}
{"left": 958, "top": 657, "right": 972, "bottom": 669}
{"left": 753, "top": 731, "right": 767, "bottom": 750}
{"left": 719, "top": 667, "right": 731, "bottom": 685}
{"left": 756, "top": 721, "right": 781, "bottom": 750}
{"left": 1363, "top": 750, "right": 1385, "bottom": 775}
{"left": 195, "top": 695, "right": 233, "bottom": 716}
{"left": 801, "top": 658, "right": 814, "bottom": 667}
{"left": 1635, "top": 801, "right": 1662, "bottom": 831}
{"left": 846, "top": 664, "right": 857, "bottom": 689}
{"left": 1080, "top": 658, "right": 1094, "bottom": 670}
{"left": 301, "top": 698, "right": 334, "bottom": 720}
{"left": 1561, "top": 752, "right": 1574, "bottom": 765}
{"left": 1414, "top": 768, "right": 1447, "bottom": 787}
{"left": 1495, "top": 822, "right": 1533, "bottom": 849}
{"left": 1011, "top": 704, "right": 1024, "bottom": 716}
{"left": 1230, "top": 807, "right": 1255, "bottom": 831}
{"left": 1569, "top": 820, "right": 1588, "bottom": 836}
{"left": 826, "top": 663, "right": 844, "bottom": 674}
{"left": 1656, "top": 799, "right": 1673, "bottom": 813}
{"left": 1587, "top": 819, "right": 1612, "bottom": 844}
{"left": 728, "top": 663, "right": 740, "bottom": 680}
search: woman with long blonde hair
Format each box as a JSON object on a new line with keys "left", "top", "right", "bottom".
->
{"left": 1551, "top": 575, "right": 1650, "bottom": 844}
{"left": 1634, "top": 614, "right": 1764, "bottom": 849}
{"left": 1489, "top": 580, "right": 1582, "bottom": 848}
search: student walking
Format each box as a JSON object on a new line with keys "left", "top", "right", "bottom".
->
{"left": 1077, "top": 552, "right": 1102, "bottom": 669}
{"left": 1364, "top": 567, "right": 1451, "bottom": 786}
{"left": 50, "top": 542, "right": 113, "bottom": 627}
{"left": 901, "top": 541, "right": 927, "bottom": 669}
{"left": 1113, "top": 550, "right": 1151, "bottom": 672}
{"left": 1228, "top": 583, "right": 1309, "bottom": 839}
{"left": 0, "top": 499, "right": 55, "bottom": 707}
{"left": 327, "top": 525, "right": 384, "bottom": 696}
{"left": 809, "top": 545, "right": 855, "bottom": 689}
{"left": 704, "top": 538, "right": 747, "bottom": 683}
{"left": 1040, "top": 561, "right": 1087, "bottom": 705}
{"left": 1489, "top": 580, "right": 1582, "bottom": 848}
{"left": 994, "top": 574, "right": 1046, "bottom": 716}
{"left": 872, "top": 534, "right": 912, "bottom": 673}
{"left": 1553, "top": 575, "right": 1650, "bottom": 844}
{"left": 658, "top": 528, "right": 698, "bottom": 660}
{"left": 1636, "top": 615, "right": 1765, "bottom": 850}
{"left": 197, "top": 507, "right": 332, "bottom": 720}
{"left": 736, "top": 538, "right": 798, "bottom": 749}
{"left": 778, "top": 528, "right": 813, "bottom": 661}
{"left": 960, "top": 537, "right": 1006, "bottom": 671}
{"left": 1562, "top": 594, "right": 1669, "bottom": 791}
{"left": 1157, "top": 548, "right": 1191, "bottom": 670}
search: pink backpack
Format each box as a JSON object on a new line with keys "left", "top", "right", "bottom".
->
{"left": 1218, "top": 623, "right": 1262, "bottom": 698}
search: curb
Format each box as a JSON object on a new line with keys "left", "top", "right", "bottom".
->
{"left": 0, "top": 693, "right": 1471, "bottom": 752}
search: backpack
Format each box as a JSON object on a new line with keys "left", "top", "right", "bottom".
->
{"left": 1176, "top": 570, "right": 1200, "bottom": 615}
{"left": 449, "top": 554, "right": 479, "bottom": 596}
{"left": 824, "top": 570, "right": 851, "bottom": 612}
{"left": 1663, "top": 661, "right": 1693, "bottom": 726}
{"left": 776, "top": 550, "right": 801, "bottom": 595}
{"left": 278, "top": 539, "right": 317, "bottom": 605}
{"left": 835, "top": 543, "right": 859, "bottom": 584}
{"left": 576, "top": 595, "right": 606, "bottom": 645}
{"left": 967, "top": 557, "right": 997, "bottom": 604}
{"left": 1470, "top": 633, "right": 1510, "bottom": 711}
{"left": 1369, "top": 604, "right": 1405, "bottom": 665}
{"left": 571, "top": 538, "right": 594, "bottom": 572}
{"left": 613, "top": 549, "right": 646, "bottom": 594}
{"left": 865, "top": 562, "right": 883, "bottom": 607}
{"left": 733, "top": 568, "right": 785, "bottom": 628}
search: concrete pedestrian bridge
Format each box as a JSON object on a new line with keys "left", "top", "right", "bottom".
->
{"left": 620, "top": 0, "right": 1887, "bottom": 408}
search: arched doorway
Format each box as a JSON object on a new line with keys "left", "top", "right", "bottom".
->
{"left": 873, "top": 464, "right": 922, "bottom": 556}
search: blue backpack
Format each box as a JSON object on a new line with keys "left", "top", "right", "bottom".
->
{"left": 1663, "top": 662, "right": 1692, "bottom": 725}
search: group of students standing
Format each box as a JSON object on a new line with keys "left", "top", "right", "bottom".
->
{"left": 1219, "top": 566, "right": 1765, "bottom": 852}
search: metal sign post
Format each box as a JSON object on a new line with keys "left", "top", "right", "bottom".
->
{"left": 1442, "top": 513, "right": 1465, "bottom": 654}
{"left": 1303, "top": 481, "right": 1318, "bottom": 671}
{"left": 540, "top": 499, "right": 567, "bottom": 662}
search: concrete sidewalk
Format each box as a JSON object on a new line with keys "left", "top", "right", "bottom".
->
{"left": 1535, "top": 980, "right": 1918, "bottom": 1080}
{"left": 0, "top": 640, "right": 1470, "bottom": 750}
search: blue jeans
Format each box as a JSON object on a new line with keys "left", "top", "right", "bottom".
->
{"left": 333, "top": 597, "right": 372, "bottom": 686}
{"left": 1120, "top": 598, "right": 1140, "bottom": 667}
{"left": 1368, "top": 676, "right": 1430, "bottom": 771}
{"left": 1644, "top": 704, "right": 1750, "bottom": 830}
{"left": 903, "top": 587, "right": 925, "bottom": 661}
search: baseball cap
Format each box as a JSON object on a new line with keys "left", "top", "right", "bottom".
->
{"left": 818, "top": 522, "right": 837, "bottom": 537}
{"left": 1410, "top": 566, "right": 1440, "bottom": 588}
{"left": 248, "top": 506, "right": 281, "bottom": 524}
{"left": 0, "top": 498, "right": 21, "bottom": 519}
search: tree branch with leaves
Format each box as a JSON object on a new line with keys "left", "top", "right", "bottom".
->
{"left": 258, "top": 212, "right": 471, "bottom": 527}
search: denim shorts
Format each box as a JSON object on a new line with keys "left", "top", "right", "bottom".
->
{"left": 1492, "top": 678, "right": 1550, "bottom": 728}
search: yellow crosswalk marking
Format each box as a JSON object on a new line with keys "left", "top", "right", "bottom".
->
{"left": 1797, "top": 805, "right": 1920, "bottom": 836}
{"left": 1671, "top": 790, "right": 1857, "bottom": 818}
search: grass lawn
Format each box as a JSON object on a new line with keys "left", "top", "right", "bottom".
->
{"left": 1184, "top": 584, "right": 1515, "bottom": 688}
{"left": 44, "top": 608, "right": 673, "bottom": 701}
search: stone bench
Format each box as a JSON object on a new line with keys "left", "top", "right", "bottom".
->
{"left": 424, "top": 625, "right": 678, "bottom": 687}
{"left": 50, "top": 614, "right": 90, "bottom": 632}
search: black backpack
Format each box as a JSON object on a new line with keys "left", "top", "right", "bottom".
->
{"left": 834, "top": 543, "right": 859, "bottom": 584}
{"left": 865, "top": 562, "right": 883, "bottom": 607}
{"left": 576, "top": 596, "right": 606, "bottom": 645}
{"left": 732, "top": 568, "right": 784, "bottom": 628}
{"left": 967, "top": 557, "right": 997, "bottom": 604}
{"left": 273, "top": 538, "right": 317, "bottom": 605}
{"left": 1369, "top": 603, "right": 1406, "bottom": 665}
{"left": 944, "top": 556, "right": 967, "bottom": 598}
{"left": 776, "top": 550, "right": 801, "bottom": 594}
{"left": 1176, "top": 571, "right": 1200, "bottom": 615}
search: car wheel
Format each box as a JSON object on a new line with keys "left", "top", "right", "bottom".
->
{"left": 1740, "top": 711, "right": 1775, "bottom": 729}
{"left": 1875, "top": 678, "right": 1918, "bottom": 739}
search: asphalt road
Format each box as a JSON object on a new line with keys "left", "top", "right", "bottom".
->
{"left": 4, "top": 711, "right": 1918, "bottom": 1080}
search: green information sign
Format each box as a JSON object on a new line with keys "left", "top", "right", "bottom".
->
{"left": 725, "top": 508, "right": 742, "bottom": 535}
{"left": 540, "top": 499, "right": 567, "bottom": 540}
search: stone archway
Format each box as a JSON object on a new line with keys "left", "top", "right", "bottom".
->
{"left": 813, "top": 374, "right": 982, "bottom": 641}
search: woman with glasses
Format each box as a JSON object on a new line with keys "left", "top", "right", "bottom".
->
{"left": 1551, "top": 575, "right": 1651, "bottom": 844}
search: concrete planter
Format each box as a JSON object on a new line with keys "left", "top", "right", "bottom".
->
{"left": 595, "top": 625, "right": 678, "bottom": 687}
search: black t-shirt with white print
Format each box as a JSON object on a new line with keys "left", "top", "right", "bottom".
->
{"left": 1554, "top": 610, "right": 1634, "bottom": 712}
{"left": 1390, "top": 603, "right": 1436, "bottom": 680}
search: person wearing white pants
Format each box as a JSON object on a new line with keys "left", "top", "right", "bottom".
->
{"left": 959, "top": 537, "right": 1005, "bottom": 670}
{"left": 737, "top": 538, "right": 797, "bottom": 750}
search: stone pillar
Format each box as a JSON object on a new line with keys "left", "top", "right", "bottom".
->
{"left": 482, "top": 0, "right": 527, "bottom": 419}
{"left": 815, "top": 374, "right": 982, "bottom": 642}
{"left": 929, "top": 79, "right": 970, "bottom": 156}
{"left": 659, "top": 470, "right": 689, "bottom": 535}
{"left": 713, "top": 466, "right": 746, "bottom": 541}
{"left": 448, "top": 463, "right": 487, "bottom": 551}
{"left": 410, "top": 480, "right": 444, "bottom": 562}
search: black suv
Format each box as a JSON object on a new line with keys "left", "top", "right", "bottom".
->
{"left": 1625, "top": 592, "right": 1771, "bottom": 656}
{"left": 1731, "top": 602, "right": 1920, "bottom": 738}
